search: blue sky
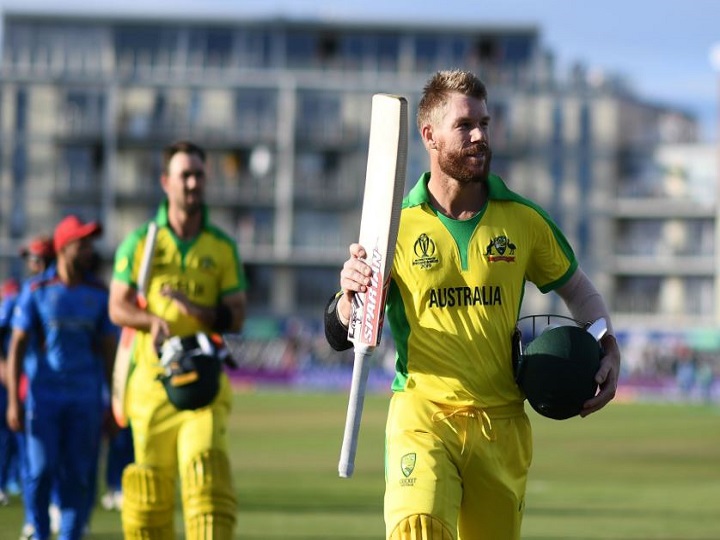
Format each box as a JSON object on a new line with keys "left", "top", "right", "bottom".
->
{"left": 2, "top": 0, "right": 719, "bottom": 141}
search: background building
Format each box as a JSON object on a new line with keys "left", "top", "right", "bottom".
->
{"left": 0, "top": 12, "right": 706, "bottom": 332}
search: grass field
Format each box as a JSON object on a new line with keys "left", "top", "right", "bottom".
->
{"left": 1, "top": 390, "right": 719, "bottom": 539}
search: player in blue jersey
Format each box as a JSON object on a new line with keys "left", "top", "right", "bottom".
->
{"left": 0, "top": 277, "right": 21, "bottom": 505}
{"left": 6, "top": 216, "right": 118, "bottom": 540}
{"left": 8, "top": 236, "right": 57, "bottom": 540}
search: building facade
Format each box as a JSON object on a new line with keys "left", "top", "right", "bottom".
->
{"left": 0, "top": 12, "right": 705, "bottom": 329}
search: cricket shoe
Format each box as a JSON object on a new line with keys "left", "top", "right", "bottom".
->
{"left": 19, "top": 523, "right": 36, "bottom": 540}
{"left": 49, "top": 503, "right": 61, "bottom": 534}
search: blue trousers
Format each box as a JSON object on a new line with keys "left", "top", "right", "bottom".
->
{"left": 25, "top": 395, "right": 102, "bottom": 540}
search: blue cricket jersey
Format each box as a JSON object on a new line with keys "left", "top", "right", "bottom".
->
{"left": 11, "top": 267, "right": 115, "bottom": 404}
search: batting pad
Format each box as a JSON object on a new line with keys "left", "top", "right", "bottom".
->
{"left": 182, "top": 449, "right": 237, "bottom": 540}
{"left": 389, "top": 514, "right": 455, "bottom": 540}
{"left": 121, "top": 464, "right": 176, "bottom": 539}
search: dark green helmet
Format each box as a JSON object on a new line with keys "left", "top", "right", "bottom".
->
{"left": 157, "top": 333, "right": 225, "bottom": 411}
{"left": 515, "top": 324, "right": 601, "bottom": 420}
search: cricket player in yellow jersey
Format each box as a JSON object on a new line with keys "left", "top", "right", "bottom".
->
{"left": 325, "top": 70, "right": 621, "bottom": 540}
{"left": 109, "top": 141, "right": 247, "bottom": 539}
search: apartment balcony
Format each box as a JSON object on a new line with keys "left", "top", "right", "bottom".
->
{"left": 54, "top": 113, "right": 104, "bottom": 141}
{"left": 612, "top": 254, "right": 715, "bottom": 276}
{"left": 51, "top": 171, "right": 103, "bottom": 204}
{"left": 613, "top": 197, "right": 715, "bottom": 219}
{"left": 294, "top": 124, "right": 363, "bottom": 150}
{"left": 293, "top": 173, "right": 362, "bottom": 209}
{"left": 205, "top": 180, "right": 275, "bottom": 207}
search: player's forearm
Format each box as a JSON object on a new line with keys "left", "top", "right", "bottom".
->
{"left": 324, "top": 294, "right": 353, "bottom": 351}
{"left": 556, "top": 268, "right": 615, "bottom": 335}
{"left": 109, "top": 300, "right": 157, "bottom": 332}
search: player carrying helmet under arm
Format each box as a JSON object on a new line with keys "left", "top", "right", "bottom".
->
{"left": 324, "top": 69, "right": 622, "bottom": 540}
{"left": 108, "top": 141, "right": 247, "bottom": 540}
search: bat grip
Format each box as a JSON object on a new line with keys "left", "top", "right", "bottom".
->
{"left": 338, "top": 345, "right": 373, "bottom": 478}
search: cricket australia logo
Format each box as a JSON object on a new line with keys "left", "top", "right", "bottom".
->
{"left": 484, "top": 235, "right": 517, "bottom": 262}
{"left": 199, "top": 256, "right": 216, "bottom": 271}
{"left": 401, "top": 453, "right": 416, "bottom": 478}
{"left": 412, "top": 234, "right": 439, "bottom": 269}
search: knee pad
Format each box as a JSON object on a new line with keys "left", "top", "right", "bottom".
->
{"left": 181, "top": 449, "right": 237, "bottom": 540}
{"left": 121, "top": 464, "right": 176, "bottom": 540}
{"left": 388, "top": 514, "right": 455, "bottom": 540}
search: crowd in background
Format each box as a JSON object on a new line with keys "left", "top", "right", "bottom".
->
{"left": 225, "top": 317, "right": 720, "bottom": 402}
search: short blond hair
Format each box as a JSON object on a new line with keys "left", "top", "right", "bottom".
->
{"left": 417, "top": 69, "right": 488, "bottom": 130}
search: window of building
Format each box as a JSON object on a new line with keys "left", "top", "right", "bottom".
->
{"left": 615, "top": 276, "right": 661, "bottom": 313}
{"left": 414, "top": 36, "right": 440, "bottom": 70}
{"left": 502, "top": 35, "right": 534, "bottom": 63}
{"left": 376, "top": 35, "right": 399, "bottom": 70}
{"left": 243, "top": 263, "right": 273, "bottom": 311}
{"left": 293, "top": 210, "right": 344, "bottom": 251}
{"left": 114, "top": 25, "right": 177, "bottom": 71}
{"left": 285, "top": 31, "right": 317, "bottom": 68}
{"left": 295, "top": 266, "right": 342, "bottom": 315}
{"left": 296, "top": 91, "right": 341, "bottom": 143}
{"left": 236, "top": 89, "right": 278, "bottom": 138}
{"left": 59, "top": 145, "right": 102, "bottom": 192}
{"left": 236, "top": 29, "right": 271, "bottom": 68}
{"left": 188, "top": 28, "right": 234, "bottom": 68}
{"left": 684, "top": 277, "right": 715, "bottom": 316}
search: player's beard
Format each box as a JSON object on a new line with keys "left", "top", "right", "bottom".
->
{"left": 437, "top": 142, "right": 492, "bottom": 184}
{"left": 179, "top": 189, "right": 204, "bottom": 216}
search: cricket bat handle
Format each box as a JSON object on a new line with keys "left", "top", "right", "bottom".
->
{"left": 338, "top": 346, "right": 373, "bottom": 478}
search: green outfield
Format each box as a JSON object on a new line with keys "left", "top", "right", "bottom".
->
{"left": 1, "top": 391, "right": 718, "bottom": 539}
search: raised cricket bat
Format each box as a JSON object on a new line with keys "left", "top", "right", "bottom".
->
{"left": 338, "top": 94, "right": 408, "bottom": 478}
{"left": 111, "top": 222, "right": 158, "bottom": 427}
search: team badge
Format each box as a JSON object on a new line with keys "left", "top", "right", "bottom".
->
{"left": 199, "top": 256, "right": 216, "bottom": 271}
{"left": 412, "top": 234, "right": 439, "bottom": 269}
{"left": 400, "top": 453, "right": 416, "bottom": 477}
{"left": 484, "top": 235, "right": 517, "bottom": 262}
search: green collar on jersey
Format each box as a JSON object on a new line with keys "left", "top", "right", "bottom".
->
{"left": 153, "top": 199, "right": 211, "bottom": 259}
{"left": 154, "top": 199, "right": 210, "bottom": 229}
{"left": 404, "top": 171, "right": 518, "bottom": 209}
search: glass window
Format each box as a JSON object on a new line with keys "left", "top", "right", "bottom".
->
{"left": 376, "top": 35, "right": 399, "bottom": 70}
{"left": 296, "top": 91, "right": 341, "bottom": 141}
{"left": 60, "top": 145, "right": 102, "bottom": 190}
{"left": 285, "top": 31, "right": 317, "bottom": 68}
{"left": 414, "top": 36, "right": 439, "bottom": 70}
{"left": 341, "top": 35, "right": 365, "bottom": 67}
{"left": 236, "top": 88, "right": 277, "bottom": 138}
{"left": 502, "top": 35, "right": 534, "bottom": 63}
{"left": 448, "top": 37, "right": 469, "bottom": 66}
{"left": 114, "top": 25, "right": 177, "bottom": 69}
{"left": 295, "top": 267, "right": 341, "bottom": 314}
{"left": 237, "top": 29, "right": 271, "bottom": 67}
{"left": 615, "top": 276, "right": 661, "bottom": 313}
{"left": 189, "top": 28, "right": 234, "bottom": 67}
{"left": 293, "top": 210, "right": 343, "bottom": 250}
{"left": 243, "top": 263, "right": 273, "bottom": 310}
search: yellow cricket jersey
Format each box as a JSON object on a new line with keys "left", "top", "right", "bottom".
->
{"left": 112, "top": 200, "right": 246, "bottom": 372}
{"left": 386, "top": 173, "right": 577, "bottom": 408}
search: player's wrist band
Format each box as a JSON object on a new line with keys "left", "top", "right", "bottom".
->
{"left": 212, "top": 303, "right": 233, "bottom": 333}
{"left": 324, "top": 294, "right": 353, "bottom": 351}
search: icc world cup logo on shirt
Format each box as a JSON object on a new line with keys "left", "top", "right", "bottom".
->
{"left": 412, "top": 234, "right": 439, "bottom": 269}
{"left": 484, "top": 235, "right": 517, "bottom": 262}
